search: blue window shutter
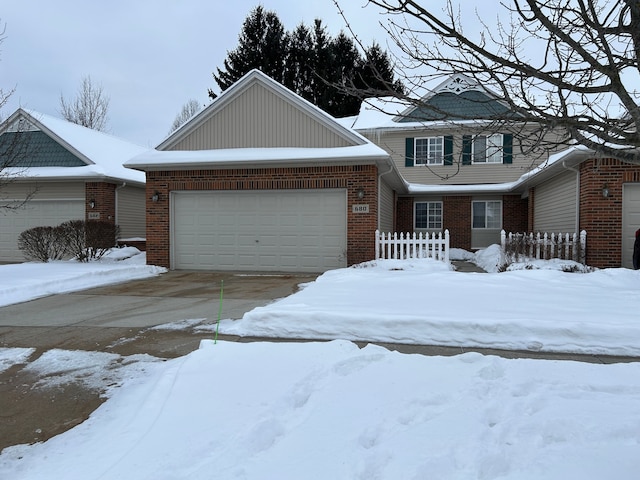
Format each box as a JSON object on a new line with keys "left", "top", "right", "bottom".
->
{"left": 405, "top": 138, "right": 415, "bottom": 167}
{"left": 503, "top": 134, "right": 513, "bottom": 164}
{"left": 462, "top": 135, "right": 472, "bottom": 165}
{"left": 444, "top": 135, "right": 453, "bottom": 165}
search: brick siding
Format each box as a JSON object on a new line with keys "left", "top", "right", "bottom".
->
{"left": 395, "top": 197, "right": 414, "bottom": 233}
{"left": 145, "top": 165, "right": 379, "bottom": 269}
{"left": 502, "top": 194, "right": 528, "bottom": 233}
{"left": 85, "top": 182, "right": 116, "bottom": 223}
{"left": 443, "top": 196, "right": 472, "bottom": 250}
{"left": 578, "top": 158, "right": 640, "bottom": 268}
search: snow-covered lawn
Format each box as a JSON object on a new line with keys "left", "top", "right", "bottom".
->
{"left": 1, "top": 247, "right": 640, "bottom": 479}
{"left": 0, "top": 247, "right": 166, "bottom": 308}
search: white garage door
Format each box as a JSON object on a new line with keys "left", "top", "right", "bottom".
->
{"left": 0, "top": 200, "right": 85, "bottom": 262}
{"left": 622, "top": 183, "right": 640, "bottom": 268}
{"left": 172, "top": 190, "right": 347, "bottom": 272}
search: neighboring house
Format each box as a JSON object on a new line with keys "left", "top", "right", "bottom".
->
{"left": 0, "top": 109, "right": 149, "bottom": 262}
{"left": 515, "top": 146, "right": 640, "bottom": 269}
{"left": 126, "top": 69, "right": 406, "bottom": 273}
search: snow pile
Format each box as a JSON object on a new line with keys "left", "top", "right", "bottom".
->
{"left": 1, "top": 340, "right": 639, "bottom": 479}
{"left": 0, "top": 249, "right": 166, "bottom": 307}
{"left": 213, "top": 255, "right": 640, "bottom": 356}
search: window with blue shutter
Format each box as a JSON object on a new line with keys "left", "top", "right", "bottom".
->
{"left": 443, "top": 135, "right": 453, "bottom": 165}
{"left": 503, "top": 134, "right": 513, "bottom": 164}
{"left": 405, "top": 138, "right": 415, "bottom": 167}
{"left": 462, "top": 135, "right": 472, "bottom": 165}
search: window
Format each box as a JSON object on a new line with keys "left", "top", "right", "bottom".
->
{"left": 472, "top": 134, "right": 503, "bottom": 164}
{"left": 415, "top": 201, "right": 443, "bottom": 229}
{"left": 415, "top": 137, "right": 444, "bottom": 165}
{"left": 472, "top": 201, "right": 502, "bottom": 229}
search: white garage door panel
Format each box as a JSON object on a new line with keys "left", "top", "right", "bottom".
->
{"left": 622, "top": 184, "right": 640, "bottom": 268}
{"left": 0, "top": 200, "right": 84, "bottom": 262}
{"left": 172, "top": 190, "right": 347, "bottom": 272}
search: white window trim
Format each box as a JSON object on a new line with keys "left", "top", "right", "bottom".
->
{"left": 471, "top": 134, "right": 503, "bottom": 164}
{"left": 415, "top": 136, "right": 444, "bottom": 166}
{"left": 471, "top": 200, "right": 502, "bottom": 229}
{"left": 414, "top": 201, "right": 443, "bottom": 230}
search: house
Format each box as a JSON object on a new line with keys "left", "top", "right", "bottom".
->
{"left": 125, "top": 69, "right": 406, "bottom": 273}
{"left": 125, "top": 70, "right": 639, "bottom": 272}
{"left": 347, "top": 74, "right": 640, "bottom": 269}
{"left": 515, "top": 146, "right": 640, "bottom": 269}
{"left": 0, "top": 109, "right": 149, "bottom": 262}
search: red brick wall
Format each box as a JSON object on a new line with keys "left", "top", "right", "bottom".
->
{"left": 443, "top": 196, "right": 472, "bottom": 250}
{"left": 145, "top": 165, "right": 379, "bottom": 269}
{"left": 578, "top": 158, "right": 640, "bottom": 268}
{"left": 396, "top": 197, "right": 413, "bottom": 233}
{"left": 85, "top": 182, "right": 116, "bottom": 223}
{"left": 503, "top": 194, "right": 528, "bottom": 233}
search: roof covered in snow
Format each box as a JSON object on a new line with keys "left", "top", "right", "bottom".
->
{"left": 1, "top": 109, "right": 149, "bottom": 185}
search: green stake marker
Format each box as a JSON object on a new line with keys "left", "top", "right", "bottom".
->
{"left": 215, "top": 279, "right": 224, "bottom": 344}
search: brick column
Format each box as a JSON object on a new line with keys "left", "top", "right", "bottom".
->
{"left": 85, "top": 182, "right": 116, "bottom": 223}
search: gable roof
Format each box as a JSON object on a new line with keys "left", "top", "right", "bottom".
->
{"left": 0, "top": 109, "right": 149, "bottom": 185}
{"left": 157, "top": 69, "right": 371, "bottom": 150}
{"left": 128, "top": 70, "right": 407, "bottom": 191}
{"left": 351, "top": 74, "right": 516, "bottom": 131}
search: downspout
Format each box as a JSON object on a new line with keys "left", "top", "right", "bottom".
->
{"left": 115, "top": 182, "right": 126, "bottom": 234}
{"left": 562, "top": 162, "right": 580, "bottom": 232}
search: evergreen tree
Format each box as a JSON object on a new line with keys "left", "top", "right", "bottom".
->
{"left": 325, "top": 32, "right": 361, "bottom": 117}
{"left": 210, "top": 9, "right": 404, "bottom": 117}
{"left": 356, "top": 43, "right": 405, "bottom": 97}
{"left": 283, "top": 23, "right": 314, "bottom": 102}
{"left": 210, "top": 6, "right": 288, "bottom": 97}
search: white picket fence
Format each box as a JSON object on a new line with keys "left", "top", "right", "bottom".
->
{"left": 501, "top": 230, "right": 587, "bottom": 264}
{"left": 375, "top": 230, "right": 450, "bottom": 261}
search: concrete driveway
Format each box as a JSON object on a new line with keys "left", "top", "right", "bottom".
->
{"left": 0, "top": 271, "right": 318, "bottom": 328}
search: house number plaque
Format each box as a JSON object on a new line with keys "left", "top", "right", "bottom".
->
{"left": 352, "top": 204, "right": 369, "bottom": 213}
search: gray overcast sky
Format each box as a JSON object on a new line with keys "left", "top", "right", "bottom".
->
{"left": 1, "top": 1, "right": 398, "bottom": 147}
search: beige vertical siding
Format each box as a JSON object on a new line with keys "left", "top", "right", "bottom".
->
{"left": 1, "top": 181, "right": 84, "bottom": 200}
{"left": 533, "top": 170, "right": 578, "bottom": 233}
{"left": 378, "top": 178, "right": 394, "bottom": 233}
{"left": 360, "top": 128, "right": 555, "bottom": 185}
{"left": 116, "top": 186, "right": 146, "bottom": 238}
{"left": 169, "top": 82, "right": 351, "bottom": 150}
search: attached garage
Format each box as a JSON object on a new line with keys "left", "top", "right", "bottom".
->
{"left": 172, "top": 190, "right": 346, "bottom": 272}
{"left": 127, "top": 70, "right": 406, "bottom": 273}
{"left": 0, "top": 199, "right": 84, "bottom": 262}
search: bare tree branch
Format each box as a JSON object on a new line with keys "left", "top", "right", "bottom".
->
{"left": 343, "top": 0, "right": 640, "bottom": 163}
{"left": 59, "top": 75, "right": 110, "bottom": 131}
{"left": 168, "top": 99, "right": 202, "bottom": 135}
{"left": 0, "top": 20, "right": 38, "bottom": 210}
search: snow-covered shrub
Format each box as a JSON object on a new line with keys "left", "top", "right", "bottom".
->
{"left": 84, "top": 220, "right": 120, "bottom": 261}
{"left": 17, "top": 226, "right": 69, "bottom": 262}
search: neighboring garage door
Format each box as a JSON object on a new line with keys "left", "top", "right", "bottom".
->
{"left": 0, "top": 200, "right": 85, "bottom": 262}
{"left": 622, "top": 183, "right": 640, "bottom": 268}
{"left": 172, "top": 190, "right": 347, "bottom": 272}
